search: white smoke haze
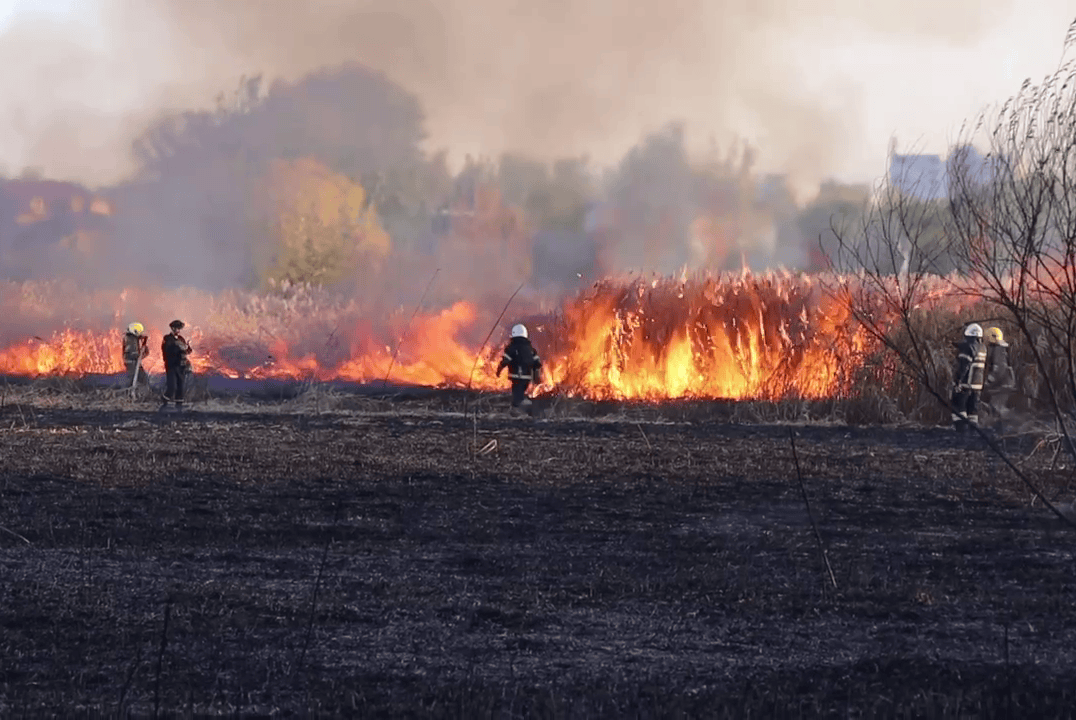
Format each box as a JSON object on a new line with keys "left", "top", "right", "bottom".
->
{"left": 0, "top": 0, "right": 1033, "bottom": 187}
{"left": 0, "top": 0, "right": 1071, "bottom": 342}
{"left": 2, "top": 0, "right": 1076, "bottom": 394}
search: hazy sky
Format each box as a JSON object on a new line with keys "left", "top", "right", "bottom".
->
{"left": 0, "top": 0, "right": 1072, "bottom": 191}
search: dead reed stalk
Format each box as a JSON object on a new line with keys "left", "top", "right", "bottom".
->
{"left": 788, "top": 428, "right": 838, "bottom": 592}
{"left": 383, "top": 267, "right": 440, "bottom": 387}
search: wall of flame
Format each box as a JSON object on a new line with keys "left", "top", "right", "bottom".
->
{"left": 0, "top": 272, "right": 888, "bottom": 401}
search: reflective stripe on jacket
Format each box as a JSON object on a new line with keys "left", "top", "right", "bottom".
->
{"left": 954, "top": 338, "right": 986, "bottom": 391}
{"left": 123, "top": 333, "right": 146, "bottom": 364}
{"left": 498, "top": 336, "right": 542, "bottom": 382}
{"left": 985, "top": 342, "right": 1016, "bottom": 389}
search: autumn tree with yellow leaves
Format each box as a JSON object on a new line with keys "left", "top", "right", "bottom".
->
{"left": 252, "top": 157, "right": 392, "bottom": 288}
{"left": 120, "top": 65, "right": 425, "bottom": 290}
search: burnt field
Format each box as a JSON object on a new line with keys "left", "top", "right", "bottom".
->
{"left": 1, "top": 385, "right": 1076, "bottom": 717}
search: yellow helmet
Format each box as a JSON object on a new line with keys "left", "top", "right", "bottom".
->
{"left": 987, "top": 327, "right": 1004, "bottom": 344}
{"left": 127, "top": 322, "right": 144, "bottom": 336}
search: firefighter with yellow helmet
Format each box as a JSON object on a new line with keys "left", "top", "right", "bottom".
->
{"left": 983, "top": 326, "right": 1016, "bottom": 427}
{"left": 122, "top": 322, "right": 150, "bottom": 392}
{"left": 951, "top": 323, "right": 986, "bottom": 432}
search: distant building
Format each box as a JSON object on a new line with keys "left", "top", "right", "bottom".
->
{"left": 947, "top": 144, "right": 1000, "bottom": 188}
{"left": 889, "top": 141, "right": 1001, "bottom": 201}
{"left": 890, "top": 153, "right": 947, "bottom": 200}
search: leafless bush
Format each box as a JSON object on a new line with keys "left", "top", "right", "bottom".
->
{"left": 824, "top": 22, "right": 1076, "bottom": 519}
{"left": 941, "top": 25, "right": 1076, "bottom": 459}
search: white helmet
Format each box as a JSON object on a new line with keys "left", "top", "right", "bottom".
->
{"left": 964, "top": 323, "right": 983, "bottom": 338}
{"left": 511, "top": 323, "right": 528, "bottom": 339}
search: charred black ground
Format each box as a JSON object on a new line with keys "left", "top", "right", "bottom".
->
{"left": 1, "top": 384, "right": 1075, "bottom": 716}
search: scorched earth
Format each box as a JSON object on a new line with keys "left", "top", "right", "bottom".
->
{"left": 0, "top": 388, "right": 1074, "bottom": 716}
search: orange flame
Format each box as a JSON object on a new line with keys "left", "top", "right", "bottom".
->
{"left": 0, "top": 328, "right": 123, "bottom": 376}
{"left": 549, "top": 275, "right": 870, "bottom": 400}
{"left": 0, "top": 274, "right": 887, "bottom": 400}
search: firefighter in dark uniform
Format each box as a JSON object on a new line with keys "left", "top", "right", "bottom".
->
{"left": 983, "top": 326, "right": 1016, "bottom": 429}
{"left": 161, "top": 319, "right": 193, "bottom": 407}
{"left": 122, "top": 322, "right": 150, "bottom": 391}
{"left": 951, "top": 323, "right": 986, "bottom": 432}
{"left": 496, "top": 323, "right": 543, "bottom": 409}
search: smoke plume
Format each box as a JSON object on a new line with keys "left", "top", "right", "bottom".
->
{"left": 0, "top": 0, "right": 1012, "bottom": 187}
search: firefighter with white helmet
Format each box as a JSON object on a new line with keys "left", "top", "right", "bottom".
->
{"left": 496, "top": 323, "right": 544, "bottom": 410}
{"left": 122, "top": 322, "right": 150, "bottom": 393}
{"left": 951, "top": 322, "right": 986, "bottom": 432}
{"left": 983, "top": 326, "right": 1016, "bottom": 429}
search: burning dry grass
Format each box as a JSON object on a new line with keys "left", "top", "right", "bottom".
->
{"left": 546, "top": 271, "right": 870, "bottom": 401}
{"left": 0, "top": 271, "right": 1068, "bottom": 426}
{"left": 1, "top": 272, "right": 880, "bottom": 391}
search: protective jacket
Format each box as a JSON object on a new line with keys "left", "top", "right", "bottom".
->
{"left": 497, "top": 336, "right": 543, "bottom": 383}
{"left": 953, "top": 337, "right": 986, "bottom": 391}
{"left": 162, "top": 332, "right": 192, "bottom": 371}
{"left": 123, "top": 332, "right": 148, "bottom": 365}
{"left": 985, "top": 342, "right": 1016, "bottom": 389}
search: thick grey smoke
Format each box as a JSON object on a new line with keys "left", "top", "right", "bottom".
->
{"left": 0, "top": 0, "right": 1013, "bottom": 187}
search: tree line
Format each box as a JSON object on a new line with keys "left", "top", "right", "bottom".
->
{"left": 73, "top": 64, "right": 874, "bottom": 293}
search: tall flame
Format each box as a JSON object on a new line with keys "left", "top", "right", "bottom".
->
{"left": 0, "top": 273, "right": 882, "bottom": 400}
{"left": 549, "top": 275, "right": 868, "bottom": 400}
